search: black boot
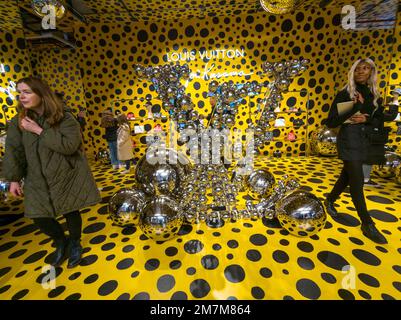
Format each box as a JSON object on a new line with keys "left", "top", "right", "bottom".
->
{"left": 361, "top": 223, "right": 388, "bottom": 244}
{"left": 324, "top": 198, "right": 338, "bottom": 218}
{"left": 67, "top": 239, "right": 83, "bottom": 268}
{"left": 51, "top": 237, "right": 68, "bottom": 267}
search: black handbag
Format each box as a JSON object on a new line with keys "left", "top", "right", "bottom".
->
{"left": 366, "top": 126, "right": 390, "bottom": 145}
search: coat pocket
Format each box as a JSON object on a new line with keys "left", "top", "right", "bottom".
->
{"left": 65, "top": 152, "right": 81, "bottom": 170}
{"left": 366, "top": 127, "right": 390, "bottom": 145}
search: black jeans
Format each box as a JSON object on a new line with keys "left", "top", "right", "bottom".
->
{"left": 328, "top": 160, "right": 373, "bottom": 225}
{"left": 33, "top": 210, "right": 82, "bottom": 241}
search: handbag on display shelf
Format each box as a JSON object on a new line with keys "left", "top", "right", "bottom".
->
{"left": 287, "top": 130, "right": 296, "bottom": 141}
{"left": 274, "top": 117, "right": 286, "bottom": 127}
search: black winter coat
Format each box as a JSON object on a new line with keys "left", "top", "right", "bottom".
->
{"left": 326, "top": 84, "right": 397, "bottom": 164}
{"left": 104, "top": 123, "right": 118, "bottom": 142}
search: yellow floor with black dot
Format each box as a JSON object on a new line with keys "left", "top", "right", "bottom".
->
{"left": 0, "top": 156, "right": 400, "bottom": 300}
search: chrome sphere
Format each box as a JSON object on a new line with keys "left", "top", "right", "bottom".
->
{"left": 135, "top": 148, "right": 191, "bottom": 196}
{"left": 310, "top": 126, "right": 338, "bottom": 156}
{"left": 260, "top": 0, "right": 296, "bottom": 15}
{"left": 139, "top": 195, "right": 183, "bottom": 241}
{"left": 276, "top": 190, "right": 327, "bottom": 237}
{"left": 245, "top": 169, "right": 276, "bottom": 199}
{"left": 108, "top": 188, "right": 146, "bottom": 227}
{"left": 0, "top": 179, "right": 10, "bottom": 202}
{"left": 152, "top": 164, "right": 178, "bottom": 195}
{"left": 372, "top": 152, "right": 401, "bottom": 178}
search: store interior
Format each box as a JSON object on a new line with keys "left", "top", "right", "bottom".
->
{"left": 0, "top": 0, "right": 401, "bottom": 300}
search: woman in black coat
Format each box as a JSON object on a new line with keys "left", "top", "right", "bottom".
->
{"left": 324, "top": 58, "right": 388, "bottom": 244}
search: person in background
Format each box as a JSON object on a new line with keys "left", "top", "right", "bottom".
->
{"left": 363, "top": 88, "right": 400, "bottom": 186}
{"left": 76, "top": 107, "right": 87, "bottom": 132}
{"left": 116, "top": 114, "right": 134, "bottom": 174}
{"left": 324, "top": 58, "right": 389, "bottom": 244}
{"left": 100, "top": 108, "right": 120, "bottom": 169}
{"left": 55, "top": 92, "right": 86, "bottom": 135}
{"left": 2, "top": 76, "right": 100, "bottom": 268}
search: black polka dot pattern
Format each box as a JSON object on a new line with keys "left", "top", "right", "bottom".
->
{"left": 0, "top": 156, "right": 400, "bottom": 300}
{"left": 0, "top": 0, "right": 400, "bottom": 299}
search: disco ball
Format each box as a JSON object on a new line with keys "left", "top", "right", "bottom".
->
{"left": 276, "top": 190, "right": 327, "bottom": 237}
{"left": 245, "top": 169, "right": 276, "bottom": 199}
{"left": 135, "top": 148, "right": 191, "bottom": 196}
{"left": 372, "top": 152, "right": 401, "bottom": 178}
{"left": 139, "top": 195, "right": 183, "bottom": 241}
{"left": 152, "top": 164, "right": 178, "bottom": 195}
{"left": 97, "top": 149, "right": 110, "bottom": 165}
{"left": 309, "top": 126, "right": 338, "bottom": 156}
{"left": 0, "top": 179, "right": 10, "bottom": 202}
{"left": 108, "top": 188, "right": 146, "bottom": 227}
{"left": 31, "top": 0, "right": 66, "bottom": 19}
{"left": 260, "top": 0, "right": 298, "bottom": 15}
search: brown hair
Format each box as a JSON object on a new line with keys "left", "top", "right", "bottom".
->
{"left": 16, "top": 77, "right": 64, "bottom": 127}
{"left": 117, "top": 114, "right": 129, "bottom": 126}
{"left": 100, "top": 110, "right": 117, "bottom": 128}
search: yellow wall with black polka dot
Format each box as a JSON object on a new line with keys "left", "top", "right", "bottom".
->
{"left": 0, "top": 28, "right": 32, "bottom": 157}
{"left": 30, "top": 49, "right": 94, "bottom": 154}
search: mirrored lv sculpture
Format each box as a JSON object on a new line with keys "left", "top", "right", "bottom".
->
{"left": 309, "top": 126, "right": 338, "bottom": 156}
{"left": 251, "top": 58, "right": 310, "bottom": 152}
{"left": 139, "top": 195, "right": 183, "bottom": 241}
{"left": 275, "top": 190, "right": 327, "bottom": 237}
{"left": 245, "top": 168, "right": 276, "bottom": 200}
{"left": 106, "top": 61, "right": 326, "bottom": 240}
{"left": 135, "top": 147, "right": 191, "bottom": 197}
{"left": 108, "top": 188, "right": 147, "bottom": 227}
{"left": 134, "top": 63, "right": 200, "bottom": 131}
{"left": 208, "top": 80, "right": 263, "bottom": 129}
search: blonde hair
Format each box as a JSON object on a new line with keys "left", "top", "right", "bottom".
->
{"left": 344, "top": 58, "right": 380, "bottom": 107}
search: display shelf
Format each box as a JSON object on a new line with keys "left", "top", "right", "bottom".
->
{"left": 129, "top": 117, "right": 168, "bottom": 121}
{"left": 271, "top": 124, "right": 307, "bottom": 129}
{"left": 274, "top": 110, "right": 306, "bottom": 114}
{"left": 264, "top": 138, "right": 306, "bottom": 142}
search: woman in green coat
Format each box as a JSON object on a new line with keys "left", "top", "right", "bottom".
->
{"left": 2, "top": 77, "right": 101, "bottom": 268}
